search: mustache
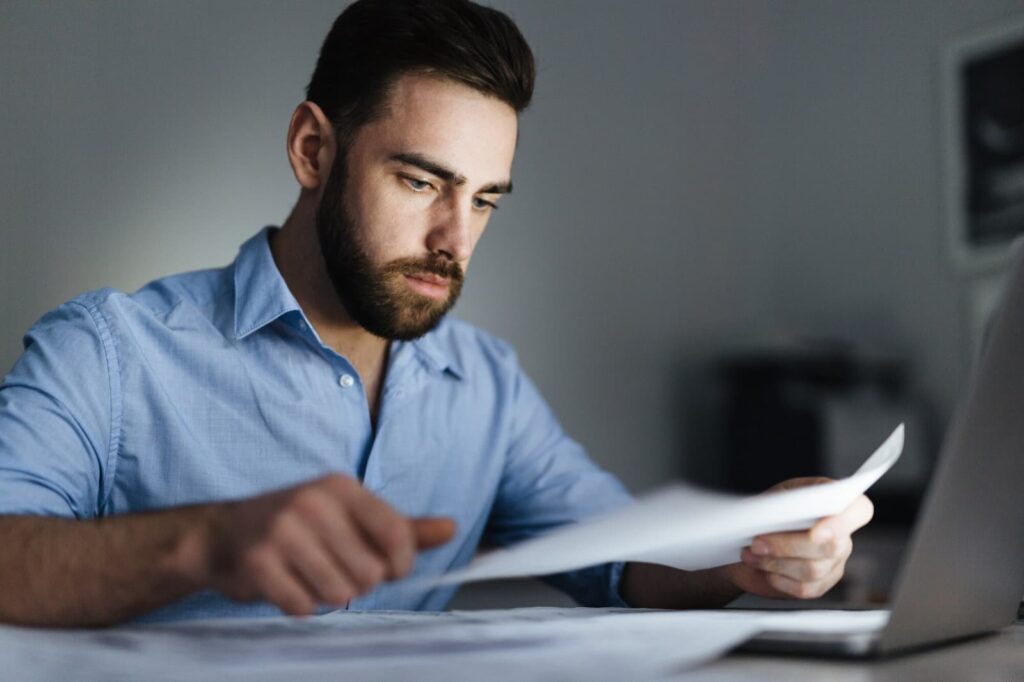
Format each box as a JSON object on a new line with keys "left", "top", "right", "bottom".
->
{"left": 383, "top": 255, "right": 464, "bottom": 282}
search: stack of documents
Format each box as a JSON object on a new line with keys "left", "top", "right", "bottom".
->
{"left": 0, "top": 607, "right": 891, "bottom": 681}
{"left": 0, "top": 607, "right": 893, "bottom": 681}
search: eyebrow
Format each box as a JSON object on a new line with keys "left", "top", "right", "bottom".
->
{"left": 390, "top": 152, "right": 513, "bottom": 195}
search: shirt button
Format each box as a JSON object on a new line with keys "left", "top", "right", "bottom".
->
{"left": 339, "top": 374, "right": 355, "bottom": 389}
{"left": 298, "top": 320, "right": 308, "bottom": 332}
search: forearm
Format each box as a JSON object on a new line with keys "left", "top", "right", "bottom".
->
{"left": 0, "top": 507, "right": 215, "bottom": 627}
{"left": 619, "top": 562, "right": 743, "bottom": 610}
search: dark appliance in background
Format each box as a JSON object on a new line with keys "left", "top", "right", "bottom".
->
{"left": 717, "top": 343, "right": 933, "bottom": 525}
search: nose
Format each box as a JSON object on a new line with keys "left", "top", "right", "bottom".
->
{"left": 425, "top": 196, "right": 473, "bottom": 263}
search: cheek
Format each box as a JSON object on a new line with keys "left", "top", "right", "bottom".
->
{"left": 348, "top": 181, "right": 422, "bottom": 262}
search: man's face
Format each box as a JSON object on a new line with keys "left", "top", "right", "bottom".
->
{"left": 316, "top": 73, "right": 519, "bottom": 340}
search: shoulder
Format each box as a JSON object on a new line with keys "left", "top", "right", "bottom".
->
{"left": 20, "top": 265, "right": 234, "bottom": 367}
{"left": 46, "top": 266, "right": 232, "bottom": 336}
{"left": 24, "top": 287, "right": 125, "bottom": 355}
{"left": 126, "top": 266, "right": 231, "bottom": 321}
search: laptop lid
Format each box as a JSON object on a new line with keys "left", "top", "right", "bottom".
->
{"left": 877, "top": 242, "right": 1024, "bottom": 654}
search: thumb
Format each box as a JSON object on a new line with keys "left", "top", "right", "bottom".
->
{"left": 412, "top": 517, "right": 457, "bottom": 550}
{"left": 768, "top": 476, "right": 834, "bottom": 493}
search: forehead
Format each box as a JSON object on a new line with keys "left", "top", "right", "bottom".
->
{"left": 353, "top": 73, "right": 519, "bottom": 182}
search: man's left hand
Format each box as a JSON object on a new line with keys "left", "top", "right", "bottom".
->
{"left": 717, "top": 477, "right": 874, "bottom": 600}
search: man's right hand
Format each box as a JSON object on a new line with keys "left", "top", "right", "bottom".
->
{"left": 179, "top": 474, "right": 456, "bottom": 616}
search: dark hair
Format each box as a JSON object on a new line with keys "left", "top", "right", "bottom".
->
{"left": 306, "top": 0, "right": 535, "bottom": 146}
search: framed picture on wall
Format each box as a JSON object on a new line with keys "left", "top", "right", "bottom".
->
{"left": 943, "top": 18, "right": 1024, "bottom": 273}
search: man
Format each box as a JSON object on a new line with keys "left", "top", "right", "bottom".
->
{"left": 0, "top": 0, "right": 872, "bottom": 626}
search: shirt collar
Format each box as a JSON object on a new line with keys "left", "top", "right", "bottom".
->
{"left": 232, "top": 227, "right": 302, "bottom": 340}
{"left": 405, "top": 321, "right": 464, "bottom": 380}
{"left": 232, "top": 227, "right": 465, "bottom": 380}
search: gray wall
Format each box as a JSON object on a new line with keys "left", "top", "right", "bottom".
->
{"left": 3, "top": 1, "right": 1022, "bottom": 493}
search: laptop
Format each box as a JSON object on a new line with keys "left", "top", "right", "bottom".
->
{"left": 738, "top": 242, "right": 1024, "bottom": 657}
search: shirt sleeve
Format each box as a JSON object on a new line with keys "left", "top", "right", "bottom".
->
{"left": 485, "top": 358, "right": 634, "bottom": 607}
{"left": 0, "top": 299, "right": 119, "bottom": 518}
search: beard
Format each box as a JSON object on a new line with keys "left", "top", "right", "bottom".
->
{"left": 315, "top": 151, "right": 465, "bottom": 341}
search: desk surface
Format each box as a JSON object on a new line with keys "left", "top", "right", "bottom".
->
{"left": 695, "top": 624, "right": 1024, "bottom": 681}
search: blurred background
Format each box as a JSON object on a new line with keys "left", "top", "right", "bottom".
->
{"left": 3, "top": 0, "right": 1024, "bottom": 607}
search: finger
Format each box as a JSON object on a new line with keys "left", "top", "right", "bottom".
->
{"left": 752, "top": 527, "right": 851, "bottom": 560}
{"left": 248, "top": 550, "right": 317, "bottom": 616}
{"left": 766, "top": 560, "right": 845, "bottom": 600}
{"left": 717, "top": 563, "right": 792, "bottom": 600}
{"left": 342, "top": 486, "right": 418, "bottom": 579}
{"left": 813, "top": 495, "right": 874, "bottom": 539}
{"left": 278, "top": 520, "right": 356, "bottom": 606}
{"left": 321, "top": 513, "right": 391, "bottom": 593}
{"left": 767, "top": 476, "right": 833, "bottom": 493}
{"left": 741, "top": 548, "right": 837, "bottom": 583}
{"left": 413, "top": 517, "right": 457, "bottom": 549}
{"left": 291, "top": 483, "right": 391, "bottom": 591}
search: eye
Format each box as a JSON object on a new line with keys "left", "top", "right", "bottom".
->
{"left": 472, "top": 196, "right": 498, "bottom": 211}
{"left": 400, "top": 175, "right": 433, "bottom": 192}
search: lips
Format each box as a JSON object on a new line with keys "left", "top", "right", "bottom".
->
{"left": 407, "top": 272, "right": 449, "bottom": 286}
{"left": 403, "top": 272, "right": 451, "bottom": 300}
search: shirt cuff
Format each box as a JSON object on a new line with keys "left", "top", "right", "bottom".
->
{"left": 542, "top": 560, "right": 631, "bottom": 608}
{"left": 605, "top": 560, "right": 631, "bottom": 608}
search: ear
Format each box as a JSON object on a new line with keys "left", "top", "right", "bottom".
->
{"left": 286, "top": 101, "right": 337, "bottom": 190}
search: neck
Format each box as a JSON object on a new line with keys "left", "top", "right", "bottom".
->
{"left": 270, "top": 199, "right": 389, "bottom": 372}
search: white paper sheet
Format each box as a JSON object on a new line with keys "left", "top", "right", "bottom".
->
{"left": 428, "top": 424, "right": 903, "bottom": 587}
{"left": 0, "top": 608, "right": 765, "bottom": 682}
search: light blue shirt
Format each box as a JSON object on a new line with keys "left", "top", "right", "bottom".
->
{"left": 0, "top": 228, "right": 633, "bottom": 621}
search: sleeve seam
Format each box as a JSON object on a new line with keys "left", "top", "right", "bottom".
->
{"left": 70, "top": 300, "right": 123, "bottom": 515}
